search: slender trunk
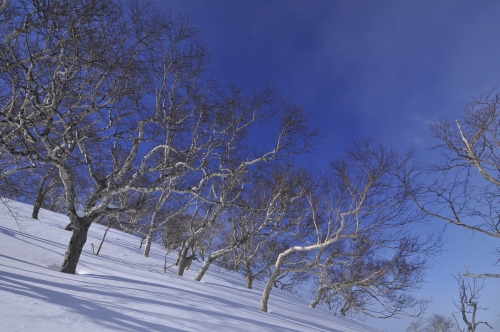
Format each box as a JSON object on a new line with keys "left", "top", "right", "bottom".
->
{"left": 261, "top": 252, "right": 286, "bottom": 312}
{"left": 175, "top": 240, "right": 186, "bottom": 266}
{"left": 32, "top": 175, "right": 50, "bottom": 219}
{"left": 177, "top": 245, "right": 190, "bottom": 276}
{"left": 185, "top": 254, "right": 194, "bottom": 270}
{"left": 60, "top": 218, "right": 92, "bottom": 274}
{"left": 245, "top": 262, "right": 253, "bottom": 289}
{"left": 178, "top": 204, "right": 223, "bottom": 275}
{"left": 340, "top": 302, "right": 350, "bottom": 316}
{"left": 143, "top": 228, "right": 154, "bottom": 257}
{"left": 246, "top": 275, "right": 254, "bottom": 289}
{"left": 178, "top": 231, "right": 203, "bottom": 275}
{"left": 310, "top": 286, "right": 327, "bottom": 308}
{"left": 195, "top": 258, "right": 212, "bottom": 281}
{"left": 194, "top": 250, "right": 222, "bottom": 281}
{"left": 194, "top": 234, "right": 249, "bottom": 281}
{"left": 95, "top": 218, "right": 111, "bottom": 256}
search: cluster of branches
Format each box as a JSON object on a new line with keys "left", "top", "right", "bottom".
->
{"left": 402, "top": 91, "right": 500, "bottom": 279}
{"left": 406, "top": 314, "right": 456, "bottom": 332}
{"left": 0, "top": 0, "right": 440, "bottom": 319}
{"left": 405, "top": 275, "right": 492, "bottom": 332}
{"left": 256, "top": 139, "right": 440, "bottom": 318}
{"left": 0, "top": 0, "right": 317, "bottom": 273}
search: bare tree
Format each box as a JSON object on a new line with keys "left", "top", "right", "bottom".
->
{"left": 425, "top": 314, "right": 456, "bottom": 332}
{"left": 194, "top": 163, "right": 306, "bottom": 282}
{"left": 406, "top": 316, "right": 426, "bottom": 332}
{"left": 309, "top": 232, "right": 437, "bottom": 318}
{"left": 31, "top": 165, "right": 64, "bottom": 219}
{"left": 260, "top": 139, "right": 432, "bottom": 316}
{"left": 406, "top": 315, "right": 456, "bottom": 332}
{"left": 141, "top": 191, "right": 193, "bottom": 258}
{"left": 452, "top": 275, "right": 492, "bottom": 332}
{"left": 402, "top": 91, "right": 500, "bottom": 278}
{"left": 0, "top": 0, "right": 317, "bottom": 275}
{"left": 0, "top": 160, "right": 65, "bottom": 218}
{"left": 0, "top": 0, "right": 210, "bottom": 274}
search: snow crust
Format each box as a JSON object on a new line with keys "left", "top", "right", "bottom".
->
{"left": 0, "top": 199, "right": 381, "bottom": 332}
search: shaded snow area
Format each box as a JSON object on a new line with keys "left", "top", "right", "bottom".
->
{"left": 0, "top": 199, "right": 380, "bottom": 332}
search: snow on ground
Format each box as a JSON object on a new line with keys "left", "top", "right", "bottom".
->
{"left": 0, "top": 199, "right": 380, "bottom": 332}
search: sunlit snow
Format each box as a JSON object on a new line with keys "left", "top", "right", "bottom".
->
{"left": 0, "top": 199, "right": 380, "bottom": 332}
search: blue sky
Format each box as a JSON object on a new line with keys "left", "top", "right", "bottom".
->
{"left": 158, "top": 1, "right": 500, "bottom": 331}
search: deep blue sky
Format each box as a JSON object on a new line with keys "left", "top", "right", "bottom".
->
{"left": 158, "top": 1, "right": 500, "bottom": 331}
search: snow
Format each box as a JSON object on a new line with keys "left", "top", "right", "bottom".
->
{"left": 75, "top": 210, "right": 86, "bottom": 218}
{"left": 0, "top": 199, "right": 380, "bottom": 332}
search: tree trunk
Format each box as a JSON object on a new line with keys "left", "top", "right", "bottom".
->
{"left": 178, "top": 204, "right": 223, "bottom": 275}
{"left": 340, "top": 301, "right": 350, "bottom": 316}
{"left": 60, "top": 219, "right": 92, "bottom": 274}
{"left": 143, "top": 228, "right": 154, "bottom": 257}
{"left": 245, "top": 262, "right": 253, "bottom": 289}
{"left": 177, "top": 231, "right": 204, "bottom": 275}
{"left": 261, "top": 252, "right": 286, "bottom": 312}
{"left": 32, "top": 175, "right": 49, "bottom": 219}
{"left": 177, "top": 245, "right": 190, "bottom": 276}
{"left": 310, "top": 286, "right": 327, "bottom": 308}
{"left": 246, "top": 275, "right": 254, "bottom": 289}
{"left": 175, "top": 240, "right": 186, "bottom": 266}
{"left": 194, "top": 253, "right": 218, "bottom": 281}
{"left": 95, "top": 218, "right": 111, "bottom": 256}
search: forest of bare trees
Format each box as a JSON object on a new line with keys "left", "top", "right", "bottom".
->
{"left": 0, "top": 0, "right": 496, "bottom": 325}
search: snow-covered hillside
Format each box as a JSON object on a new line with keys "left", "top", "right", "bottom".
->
{"left": 0, "top": 199, "right": 380, "bottom": 332}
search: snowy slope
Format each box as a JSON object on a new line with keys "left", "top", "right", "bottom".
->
{"left": 0, "top": 199, "right": 380, "bottom": 332}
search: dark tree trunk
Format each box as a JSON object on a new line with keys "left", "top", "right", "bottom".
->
{"left": 60, "top": 219, "right": 92, "bottom": 274}
{"left": 245, "top": 262, "right": 253, "bottom": 289}
{"left": 246, "top": 275, "right": 254, "bottom": 289}
{"left": 340, "top": 302, "right": 350, "bottom": 316}
{"left": 95, "top": 218, "right": 111, "bottom": 256}
{"left": 177, "top": 245, "right": 190, "bottom": 276}
{"left": 32, "top": 175, "right": 49, "bottom": 219}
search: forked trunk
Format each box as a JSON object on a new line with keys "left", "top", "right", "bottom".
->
{"left": 340, "top": 302, "right": 350, "bottom": 316}
{"left": 60, "top": 219, "right": 92, "bottom": 274}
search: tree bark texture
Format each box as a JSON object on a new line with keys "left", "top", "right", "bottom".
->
{"left": 60, "top": 219, "right": 92, "bottom": 274}
{"left": 260, "top": 252, "right": 285, "bottom": 312}
{"left": 309, "top": 287, "right": 327, "bottom": 308}
{"left": 245, "top": 262, "right": 254, "bottom": 289}
{"left": 32, "top": 175, "right": 49, "bottom": 219}
{"left": 143, "top": 231, "right": 153, "bottom": 257}
{"left": 95, "top": 219, "right": 111, "bottom": 256}
{"left": 177, "top": 245, "right": 190, "bottom": 276}
{"left": 194, "top": 253, "right": 219, "bottom": 281}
